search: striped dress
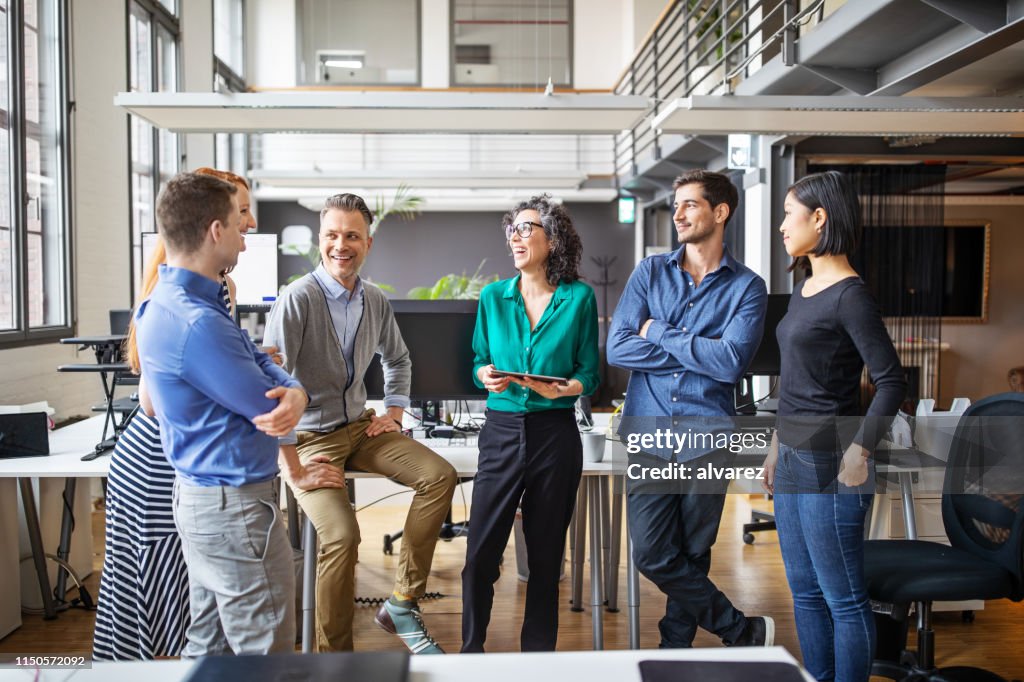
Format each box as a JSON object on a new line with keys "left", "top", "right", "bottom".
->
{"left": 92, "top": 282, "right": 232, "bottom": 660}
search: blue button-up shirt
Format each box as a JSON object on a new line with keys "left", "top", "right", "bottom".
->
{"left": 607, "top": 245, "right": 767, "bottom": 454}
{"left": 137, "top": 265, "right": 304, "bottom": 486}
{"left": 312, "top": 266, "right": 410, "bottom": 412}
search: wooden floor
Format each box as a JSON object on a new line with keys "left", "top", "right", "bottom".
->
{"left": 2, "top": 493, "right": 1022, "bottom": 679}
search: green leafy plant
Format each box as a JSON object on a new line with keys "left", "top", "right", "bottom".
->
{"left": 407, "top": 260, "right": 498, "bottom": 300}
{"left": 371, "top": 183, "right": 423, "bottom": 235}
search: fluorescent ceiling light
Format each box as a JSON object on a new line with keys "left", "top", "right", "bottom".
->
{"left": 113, "top": 91, "right": 651, "bottom": 134}
{"left": 324, "top": 60, "right": 363, "bottom": 69}
{"left": 274, "top": 187, "right": 616, "bottom": 212}
{"left": 251, "top": 169, "right": 589, "bottom": 190}
{"left": 317, "top": 50, "right": 365, "bottom": 77}
{"left": 651, "top": 96, "right": 1024, "bottom": 136}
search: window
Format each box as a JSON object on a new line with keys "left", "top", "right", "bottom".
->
{"left": 0, "top": 0, "right": 72, "bottom": 347}
{"left": 297, "top": 0, "right": 420, "bottom": 86}
{"left": 214, "top": 0, "right": 245, "bottom": 84}
{"left": 128, "top": 0, "right": 179, "bottom": 295}
{"left": 451, "top": 0, "right": 572, "bottom": 88}
{"left": 214, "top": 0, "right": 247, "bottom": 184}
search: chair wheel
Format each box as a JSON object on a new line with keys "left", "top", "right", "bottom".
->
{"left": 961, "top": 610, "right": 975, "bottom": 623}
{"left": 743, "top": 533, "right": 755, "bottom": 544}
{"left": 383, "top": 536, "right": 394, "bottom": 556}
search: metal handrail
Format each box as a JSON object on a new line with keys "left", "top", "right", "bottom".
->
{"left": 614, "top": 0, "right": 827, "bottom": 179}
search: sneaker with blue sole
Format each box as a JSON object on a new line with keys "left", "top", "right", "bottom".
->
{"left": 375, "top": 599, "right": 446, "bottom": 655}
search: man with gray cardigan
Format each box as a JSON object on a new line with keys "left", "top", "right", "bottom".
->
{"left": 264, "top": 193, "right": 457, "bottom": 654}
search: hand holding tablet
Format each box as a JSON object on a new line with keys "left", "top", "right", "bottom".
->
{"left": 491, "top": 369, "right": 570, "bottom": 386}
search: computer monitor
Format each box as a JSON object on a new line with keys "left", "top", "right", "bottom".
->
{"left": 736, "top": 293, "right": 790, "bottom": 414}
{"left": 745, "top": 293, "right": 791, "bottom": 376}
{"left": 142, "top": 232, "right": 279, "bottom": 305}
{"left": 364, "top": 300, "right": 487, "bottom": 402}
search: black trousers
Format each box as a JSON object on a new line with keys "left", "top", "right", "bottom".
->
{"left": 461, "top": 408, "right": 582, "bottom": 652}
{"left": 626, "top": 450, "right": 747, "bottom": 648}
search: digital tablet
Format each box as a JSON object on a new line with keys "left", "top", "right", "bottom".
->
{"left": 492, "top": 369, "right": 569, "bottom": 386}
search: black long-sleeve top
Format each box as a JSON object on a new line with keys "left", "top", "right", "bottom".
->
{"left": 776, "top": 277, "right": 906, "bottom": 452}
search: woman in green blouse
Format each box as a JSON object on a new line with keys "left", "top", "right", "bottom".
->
{"left": 461, "top": 195, "right": 600, "bottom": 653}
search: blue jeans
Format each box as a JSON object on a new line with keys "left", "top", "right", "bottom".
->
{"left": 773, "top": 445, "right": 875, "bottom": 682}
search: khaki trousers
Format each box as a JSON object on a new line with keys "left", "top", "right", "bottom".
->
{"left": 292, "top": 410, "right": 457, "bottom": 652}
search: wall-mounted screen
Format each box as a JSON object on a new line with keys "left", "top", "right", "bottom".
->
{"left": 856, "top": 222, "right": 990, "bottom": 322}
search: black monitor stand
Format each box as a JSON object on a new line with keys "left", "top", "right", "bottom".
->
{"left": 735, "top": 373, "right": 778, "bottom": 544}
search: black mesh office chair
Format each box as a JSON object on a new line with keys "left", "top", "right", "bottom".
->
{"left": 864, "top": 392, "right": 1024, "bottom": 681}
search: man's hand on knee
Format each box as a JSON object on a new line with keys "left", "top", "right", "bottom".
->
{"left": 365, "top": 413, "right": 402, "bottom": 438}
{"left": 280, "top": 448, "right": 346, "bottom": 492}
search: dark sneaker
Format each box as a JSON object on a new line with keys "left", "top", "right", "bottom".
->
{"left": 375, "top": 599, "right": 445, "bottom": 655}
{"left": 730, "top": 615, "right": 775, "bottom": 647}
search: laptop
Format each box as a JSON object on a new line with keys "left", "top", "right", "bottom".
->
{"left": 183, "top": 651, "right": 409, "bottom": 682}
{"left": 0, "top": 413, "right": 49, "bottom": 459}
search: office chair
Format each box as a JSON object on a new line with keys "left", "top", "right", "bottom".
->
{"left": 383, "top": 487, "right": 469, "bottom": 555}
{"left": 864, "top": 392, "right": 1024, "bottom": 681}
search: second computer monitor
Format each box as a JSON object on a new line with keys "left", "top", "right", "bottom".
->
{"left": 363, "top": 300, "right": 486, "bottom": 402}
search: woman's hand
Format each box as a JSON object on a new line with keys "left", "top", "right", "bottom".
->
{"left": 837, "top": 442, "right": 871, "bottom": 487}
{"left": 478, "top": 365, "right": 511, "bottom": 394}
{"left": 761, "top": 431, "right": 779, "bottom": 494}
{"left": 513, "top": 377, "right": 582, "bottom": 401}
{"left": 260, "top": 344, "right": 285, "bottom": 366}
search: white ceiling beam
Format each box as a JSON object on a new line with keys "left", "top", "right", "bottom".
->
{"left": 651, "top": 95, "right": 1024, "bottom": 136}
{"left": 114, "top": 91, "right": 651, "bottom": 134}
{"left": 251, "top": 169, "right": 590, "bottom": 189}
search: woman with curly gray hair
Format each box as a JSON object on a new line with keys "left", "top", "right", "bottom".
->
{"left": 461, "top": 195, "right": 600, "bottom": 652}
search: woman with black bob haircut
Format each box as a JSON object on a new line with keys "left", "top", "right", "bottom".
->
{"left": 763, "top": 170, "right": 905, "bottom": 682}
{"left": 462, "top": 194, "right": 599, "bottom": 652}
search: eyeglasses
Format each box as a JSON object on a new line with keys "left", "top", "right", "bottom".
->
{"left": 504, "top": 221, "right": 543, "bottom": 240}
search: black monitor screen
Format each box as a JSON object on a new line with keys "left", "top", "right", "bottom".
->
{"left": 745, "top": 294, "right": 790, "bottom": 376}
{"left": 364, "top": 300, "right": 486, "bottom": 401}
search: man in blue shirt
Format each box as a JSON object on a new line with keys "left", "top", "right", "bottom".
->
{"left": 608, "top": 170, "right": 772, "bottom": 649}
{"left": 137, "top": 172, "right": 326, "bottom": 656}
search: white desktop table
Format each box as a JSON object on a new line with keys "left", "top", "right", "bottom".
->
{"left": 0, "top": 416, "right": 112, "bottom": 620}
{"left": 13, "top": 646, "right": 810, "bottom": 682}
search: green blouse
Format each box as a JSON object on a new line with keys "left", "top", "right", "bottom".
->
{"left": 472, "top": 275, "right": 600, "bottom": 412}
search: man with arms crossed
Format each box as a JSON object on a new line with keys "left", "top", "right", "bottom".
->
{"left": 265, "top": 193, "right": 457, "bottom": 654}
{"left": 607, "top": 170, "right": 771, "bottom": 649}
{"left": 137, "top": 172, "right": 344, "bottom": 655}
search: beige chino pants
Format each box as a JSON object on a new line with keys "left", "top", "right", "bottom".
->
{"left": 291, "top": 409, "right": 457, "bottom": 652}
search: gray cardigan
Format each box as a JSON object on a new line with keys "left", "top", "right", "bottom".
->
{"left": 263, "top": 273, "right": 410, "bottom": 432}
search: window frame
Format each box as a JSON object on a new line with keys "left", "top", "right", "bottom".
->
{"left": 0, "top": 0, "right": 74, "bottom": 349}
{"left": 125, "top": 0, "right": 180, "bottom": 305}
{"left": 448, "top": 0, "right": 574, "bottom": 89}
{"left": 295, "top": 0, "right": 422, "bottom": 87}
{"left": 214, "top": 0, "right": 246, "bottom": 88}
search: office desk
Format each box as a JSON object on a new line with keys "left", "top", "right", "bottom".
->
{"left": 54, "top": 645, "right": 810, "bottom": 682}
{"left": 2, "top": 415, "right": 619, "bottom": 650}
{"left": 0, "top": 416, "right": 110, "bottom": 620}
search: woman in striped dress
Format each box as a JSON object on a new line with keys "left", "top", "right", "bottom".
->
{"left": 93, "top": 168, "right": 260, "bottom": 659}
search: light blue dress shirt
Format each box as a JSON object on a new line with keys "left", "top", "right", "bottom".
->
{"left": 136, "top": 265, "right": 304, "bottom": 486}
